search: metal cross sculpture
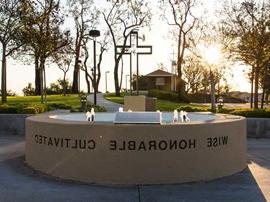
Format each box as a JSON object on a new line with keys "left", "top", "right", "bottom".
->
{"left": 116, "top": 30, "right": 152, "bottom": 95}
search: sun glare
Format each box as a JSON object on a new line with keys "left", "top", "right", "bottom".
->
{"left": 201, "top": 45, "right": 221, "bottom": 65}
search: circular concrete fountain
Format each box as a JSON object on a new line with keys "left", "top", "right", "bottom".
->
{"left": 25, "top": 112, "right": 246, "bottom": 185}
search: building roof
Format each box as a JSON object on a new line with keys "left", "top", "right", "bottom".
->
{"left": 145, "top": 69, "right": 174, "bottom": 77}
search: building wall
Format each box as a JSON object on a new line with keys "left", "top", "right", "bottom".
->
{"left": 147, "top": 77, "right": 172, "bottom": 91}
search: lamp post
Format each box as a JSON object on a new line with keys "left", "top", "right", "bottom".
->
{"left": 105, "top": 71, "right": 110, "bottom": 93}
{"left": 125, "top": 74, "right": 129, "bottom": 93}
{"left": 89, "top": 29, "right": 100, "bottom": 105}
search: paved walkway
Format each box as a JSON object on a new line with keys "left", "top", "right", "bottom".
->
{"left": 0, "top": 135, "right": 269, "bottom": 202}
{"left": 87, "top": 93, "right": 123, "bottom": 112}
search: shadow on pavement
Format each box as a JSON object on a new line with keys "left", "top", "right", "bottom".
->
{"left": 0, "top": 155, "right": 267, "bottom": 202}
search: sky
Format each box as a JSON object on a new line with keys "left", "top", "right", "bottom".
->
{"left": 1, "top": 0, "right": 251, "bottom": 95}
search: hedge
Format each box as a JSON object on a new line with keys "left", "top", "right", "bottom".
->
{"left": 230, "top": 108, "right": 270, "bottom": 118}
{"left": 148, "top": 89, "right": 190, "bottom": 103}
{"left": 71, "top": 103, "right": 106, "bottom": 113}
{"left": 47, "top": 103, "right": 72, "bottom": 110}
{"left": 0, "top": 104, "right": 48, "bottom": 114}
{"left": 177, "top": 106, "right": 208, "bottom": 112}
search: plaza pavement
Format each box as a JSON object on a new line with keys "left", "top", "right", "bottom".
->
{"left": 0, "top": 135, "right": 269, "bottom": 202}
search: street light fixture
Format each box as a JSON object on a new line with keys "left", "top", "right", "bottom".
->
{"left": 105, "top": 71, "right": 110, "bottom": 93}
{"left": 89, "top": 29, "right": 100, "bottom": 105}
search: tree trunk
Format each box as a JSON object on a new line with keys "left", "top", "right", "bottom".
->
{"left": 176, "top": 29, "right": 186, "bottom": 100}
{"left": 265, "top": 90, "right": 269, "bottom": 105}
{"left": 260, "top": 65, "right": 268, "bottom": 109}
{"left": 250, "top": 66, "right": 254, "bottom": 108}
{"left": 253, "top": 67, "right": 260, "bottom": 109}
{"left": 43, "top": 66, "right": 47, "bottom": 103}
{"left": 261, "top": 88, "right": 265, "bottom": 109}
{"left": 204, "top": 86, "right": 207, "bottom": 103}
{"left": 63, "top": 72, "right": 67, "bottom": 96}
{"left": 35, "top": 55, "right": 41, "bottom": 95}
{"left": 119, "top": 58, "right": 124, "bottom": 90}
{"left": 114, "top": 52, "right": 121, "bottom": 96}
{"left": 72, "top": 34, "right": 82, "bottom": 94}
{"left": 39, "top": 57, "right": 46, "bottom": 104}
{"left": 1, "top": 44, "right": 7, "bottom": 104}
{"left": 96, "top": 49, "right": 104, "bottom": 93}
{"left": 84, "top": 70, "right": 91, "bottom": 94}
{"left": 114, "top": 62, "right": 120, "bottom": 96}
{"left": 210, "top": 72, "right": 216, "bottom": 111}
{"left": 72, "top": 57, "right": 80, "bottom": 94}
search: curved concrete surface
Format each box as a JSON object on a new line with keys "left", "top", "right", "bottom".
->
{"left": 25, "top": 113, "right": 246, "bottom": 185}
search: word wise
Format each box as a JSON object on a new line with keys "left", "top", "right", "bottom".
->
{"left": 207, "top": 136, "right": 228, "bottom": 148}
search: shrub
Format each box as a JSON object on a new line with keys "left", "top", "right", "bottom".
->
{"left": 217, "top": 108, "right": 235, "bottom": 114}
{"left": 0, "top": 104, "right": 49, "bottom": 114}
{"left": 47, "top": 103, "right": 72, "bottom": 110}
{"left": 71, "top": 103, "right": 106, "bottom": 113}
{"left": 187, "top": 93, "right": 210, "bottom": 103}
{"left": 231, "top": 109, "right": 270, "bottom": 118}
{"left": 19, "top": 107, "right": 38, "bottom": 114}
{"left": 86, "top": 103, "right": 106, "bottom": 112}
{"left": 148, "top": 89, "right": 189, "bottom": 103}
{"left": 46, "top": 78, "right": 72, "bottom": 95}
{"left": 0, "top": 105, "right": 18, "bottom": 114}
{"left": 177, "top": 106, "right": 208, "bottom": 112}
{"left": 187, "top": 93, "right": 246, "bottom": 103}
{"left": 22, "top": 83, "right": 35, "bottom": 96}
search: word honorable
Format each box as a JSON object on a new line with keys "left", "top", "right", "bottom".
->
{"left": 109, "top": 139, "right": 196, "bottom": 151}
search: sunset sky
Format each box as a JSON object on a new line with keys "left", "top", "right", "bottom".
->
{"left": 2, "top": 0, "right": 251, "bottom": 95}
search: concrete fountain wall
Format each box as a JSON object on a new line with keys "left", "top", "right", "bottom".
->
{"left": 25, "top": 114, "right": 246, "bottom": 185}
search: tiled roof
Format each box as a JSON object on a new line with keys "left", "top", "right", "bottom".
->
{"left": 145, "top": 69, "right": 174, "bottom": 77}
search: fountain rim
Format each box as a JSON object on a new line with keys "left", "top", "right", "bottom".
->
{"left": 27, "top": 112, "right": 245, "bottom": 126}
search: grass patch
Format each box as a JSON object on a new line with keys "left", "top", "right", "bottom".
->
{"left": 6, "top": 94, "right": 81, "bottom": 108}
{"left": 0, "top": 94, "right": 83, "bottom": 114}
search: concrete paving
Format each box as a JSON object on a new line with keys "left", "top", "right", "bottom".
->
{"left": 0, "top": 135, "right": 269, "bottom": 202}
{"left": 87, "top": 93, "right": 123, "bottom": 112}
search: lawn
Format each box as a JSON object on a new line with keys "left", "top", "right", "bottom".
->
{"left": 5, "top": 94, "right": 81, "bottom": 108}
{"left": 104, "top": 94, "right": 208, "bottom": 111}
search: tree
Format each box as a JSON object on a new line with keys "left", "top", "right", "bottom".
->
{"left": 0, "top": 0, "right": 23, "bottom": 103}
{"left": 104, "top": 0, "right": 151, "bottom": 96}
{"left": 183, "top": 55, "right": 204, "bottom": 94}
{"left": 20, "top": 0, "right": 71, "bottom": 103}
{"left": 22, "top": 83, "right": 35, "bottom": 96}
{"left": 68, "top": 0, "right": 99, "bottom": 94}
{"left": 80, "top": 31, "right": 109, "bottom": 94}
{"left": 159, "top": 0, "right": 198, "bottom": 100}
{"left": 55, "top": 53, "right": 73, "bottom": 96}
{"left": 259, "top": 63, "right": 270, "bottom": 108}
{"left": 46, "top": 78, "right": 72, "bottom": 95}
{"left": 219, "top": 0, "right": 270, "bottom": 108}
